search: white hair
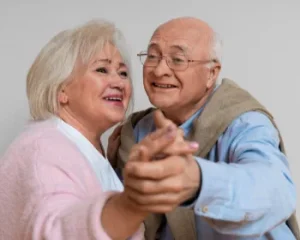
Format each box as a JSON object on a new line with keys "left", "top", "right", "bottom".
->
{"left": 26, "top": 19, "right": 133, "bottom": 120}
{"left": 211, "top": 31, "right": 223, "bottom": 63}
{"left": 205, "top": 31, "right": 223, "bottom": 69}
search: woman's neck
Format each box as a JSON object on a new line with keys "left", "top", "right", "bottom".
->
{"left": 58, "top": 110, "right": 104, "bottom": 155}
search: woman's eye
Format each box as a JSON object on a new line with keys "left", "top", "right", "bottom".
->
{"left": 96, "top": 67, "right": 108, "bottom": 73}
{"left": 119, "top": 71, "right": 128, "bottom": 78}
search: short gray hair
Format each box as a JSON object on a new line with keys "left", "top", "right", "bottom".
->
{"left": 26, "top": 19, "right": 133, "bottom": 120}
{"left": 211, "top": 31, "right": 222, "bottom": 63}
{"left": 205, "top": 31, "right": 222, "bottom": 69}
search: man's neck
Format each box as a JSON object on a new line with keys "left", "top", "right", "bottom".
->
{"left": 162, "top": 87, "right": 214, "bottom": 125}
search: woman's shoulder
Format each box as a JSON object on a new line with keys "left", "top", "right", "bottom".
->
{"left": 1, "top": 118, "right": 78, "bottom": 162}
{"left": 7, "top": 119, "right": 61, "bottom": 147}
{"left": 1, "top": 117, "right": 100, "bottom": 192}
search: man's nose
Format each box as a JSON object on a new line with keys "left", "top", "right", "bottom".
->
{"left": 153, "top": 57, "right": 172, "bottom": 77}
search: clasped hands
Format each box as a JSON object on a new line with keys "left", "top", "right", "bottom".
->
{"left": 120, "top": 110, "right": 201, "bottom": 215}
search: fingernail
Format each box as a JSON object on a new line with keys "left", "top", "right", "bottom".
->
{"left": 167, "top": 124, "right": 175, "bottom": 132}
{"left": 166, "top": 129, "right": 176, "bottom": 139}
{"left": 189, "top": 142, "right": 199, "bottom": 149}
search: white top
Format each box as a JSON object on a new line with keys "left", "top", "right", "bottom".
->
{"left": 54, "top": 117, "right": 124, "bottom": 192}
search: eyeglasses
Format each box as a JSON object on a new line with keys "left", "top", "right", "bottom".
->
{"left": 137, "top": 51, "right": 217, "bottom": 71}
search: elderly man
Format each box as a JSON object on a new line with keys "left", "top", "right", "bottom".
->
{"left": 109, "top": 17, "right": 299, "bottom": 240}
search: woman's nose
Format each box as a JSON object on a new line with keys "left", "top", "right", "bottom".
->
{"left": 109, "top": 73, "right": 125, "bottom": 90}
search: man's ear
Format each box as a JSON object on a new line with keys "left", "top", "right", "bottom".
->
{"left": 206, "top": 61, "right": 221, "bottom": 89}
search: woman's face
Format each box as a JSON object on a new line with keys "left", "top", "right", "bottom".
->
{"left": 59, "top": 43, "right": 132, "bottom": 132}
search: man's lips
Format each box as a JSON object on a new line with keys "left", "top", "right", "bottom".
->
{"left": 152, "top": 83, "right": 177, "bottom": 88}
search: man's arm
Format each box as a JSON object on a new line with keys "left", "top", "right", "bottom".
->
{"left": 193, "top": 112, "right": 296, "bottom": 237}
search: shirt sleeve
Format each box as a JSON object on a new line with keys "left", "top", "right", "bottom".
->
{"left": 193, "top": 112, "right": 296, "bottom": 237}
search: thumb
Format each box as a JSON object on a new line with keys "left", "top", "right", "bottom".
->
{"left": 153, "top": 109, "right": 173, "bottom": 129}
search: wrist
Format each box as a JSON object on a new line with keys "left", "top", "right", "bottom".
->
{"left": 102, "top": 193, "right": 146, "bottom": 239}
{"left": 114, "top": 193, "right": 148, "bottom": 220}
{"left": 186, "top": 155, "right": 202, "bottom": 201}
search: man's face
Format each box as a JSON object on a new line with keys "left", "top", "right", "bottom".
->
{"left": 143, "top": 24, "right": 220, "bottom": 122}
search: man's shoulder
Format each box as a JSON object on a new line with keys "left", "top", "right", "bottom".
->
{"left": 127, "top": 107, "right": 156, "bottom": 127}
{"left": 230, "top": 111, "right": 276, "bottom": 129}
{"left": 224, "top": 110, "right": 280, "bottom": 145}
{"left": 135, "top": 110, "right": 155, "bottom": 127}
{"left": 125, "top": 108, "right": 156, "bottom": 142}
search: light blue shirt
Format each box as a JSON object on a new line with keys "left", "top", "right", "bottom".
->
{"left": 134, "top": 108, "right": 297, "bottom": 239}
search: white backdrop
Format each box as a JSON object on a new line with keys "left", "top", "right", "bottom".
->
{"left": 0, "top": 0, "right": 299, "bottom": 222}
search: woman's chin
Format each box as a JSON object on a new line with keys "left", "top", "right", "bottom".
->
{"left": 108, "top": 114, "right": 125, "bottom": 125}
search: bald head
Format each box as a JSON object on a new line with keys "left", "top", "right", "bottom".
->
{"left": 150, "top": 17, "right": 221, "bottom": 62}
{"left": 155, "top": 17, "right": 213, "bottom": 37}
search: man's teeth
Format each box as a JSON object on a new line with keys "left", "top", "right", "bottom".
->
{"left": 153, "top": 83, "right": 175, "bottom": 88}
{"left": 104, "top": 97, "right": 122, "bottom": 101}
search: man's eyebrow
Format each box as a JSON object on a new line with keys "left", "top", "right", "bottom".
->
{"left": 147, "top": 43, "right": 160, "bottom": 50}
{"left": 147, "top": 43, "right": 188, "bottom": 53}
{"left": 169, "top": 45, "right": 188, "bottom": 53}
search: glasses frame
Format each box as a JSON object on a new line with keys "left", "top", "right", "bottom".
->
{"left": 137, "top": 51, "right": 218, "bottom": 71}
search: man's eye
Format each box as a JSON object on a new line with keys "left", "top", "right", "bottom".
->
{"left": 119, "top": 71, "right": 128, "bottom": 78}
{"left": 171, "top": 57, "right": 186, "bottom": 65}
{"left": 148, "top": 54, "right": 159, "bottom": 60}
{"left": 96, "top": 67, "right": 108, "bottom": 73}
{"left": 172, "top": 57, "right": 184, "bottom": 63}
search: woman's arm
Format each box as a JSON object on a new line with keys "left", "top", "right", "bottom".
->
{"left": 102, "top": 193, "right": 147, "bottom": 239}
{"left": 18, "top": 138, "right": 145, "bottom": 240}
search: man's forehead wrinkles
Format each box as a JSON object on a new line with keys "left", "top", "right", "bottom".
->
{"left": 148, "top": 25, "right": 211, "bottom": 58}
{"left": 149, "top": 36, "right": 202, "bottom": 54}
{"left": 152, "top": 28, "right": 205, "bottom": 45}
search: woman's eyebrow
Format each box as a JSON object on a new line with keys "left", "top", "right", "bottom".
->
{"left": 93, "top": 59, "right": 127, "bottom": 68}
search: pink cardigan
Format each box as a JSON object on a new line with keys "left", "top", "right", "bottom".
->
{"left": 0, "top": 119, "right": 144, "bottom": 239}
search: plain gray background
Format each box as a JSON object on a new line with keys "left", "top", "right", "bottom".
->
{"left": 0, "top": 0, "right": 299, "bottom": 222}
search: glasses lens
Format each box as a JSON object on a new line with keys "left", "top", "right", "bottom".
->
{"left": 167, "top": 55, "right": 188, "bottom": 71}
{"left": 139, "top": 54, "right": 147, "bottom": 65}
{"left": 142, "top": 54, "right": 158, "bottom": 67}
{"left": 138, "top": 52, "right": 188, "bottom": 71}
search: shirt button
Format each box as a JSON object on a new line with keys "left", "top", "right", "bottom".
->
{"left": 244, "top": 213, "right": 250, "bottom": 221}
{"left": 202, "top": 206, "right": 209, "bottom": 213}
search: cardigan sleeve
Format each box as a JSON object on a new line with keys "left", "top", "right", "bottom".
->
{"left": 6, "top": 136, "right": 144, "bottom": 240}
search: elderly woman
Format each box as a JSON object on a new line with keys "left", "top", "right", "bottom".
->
{"left": 0, "top": 20, "right": 195, "bottom": 240}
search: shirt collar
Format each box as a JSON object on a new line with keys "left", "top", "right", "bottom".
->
{"left": 179, "top": 84, "right": 219, "bottom": 136}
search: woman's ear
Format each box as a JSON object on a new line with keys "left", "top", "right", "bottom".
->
{"left": 58, "top": 88, "right": 68, "bottom": 104}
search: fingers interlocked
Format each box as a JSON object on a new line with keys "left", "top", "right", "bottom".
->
{"left": 123, "top": 112, "right": 200, "bottom": 213}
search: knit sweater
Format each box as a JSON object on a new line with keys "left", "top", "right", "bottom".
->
{"left": 0, "top": 117, "right": 144, "bottom": 240}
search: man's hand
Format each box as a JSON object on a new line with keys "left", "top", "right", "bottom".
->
{"left": 123, "top": 119, "right": 201, "bottom": 213}
{"left": 153, "top": 110, "right": 186, "bottom": 157}
{"left": 107, "top": 124, "right": 122, "bottom": 167}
